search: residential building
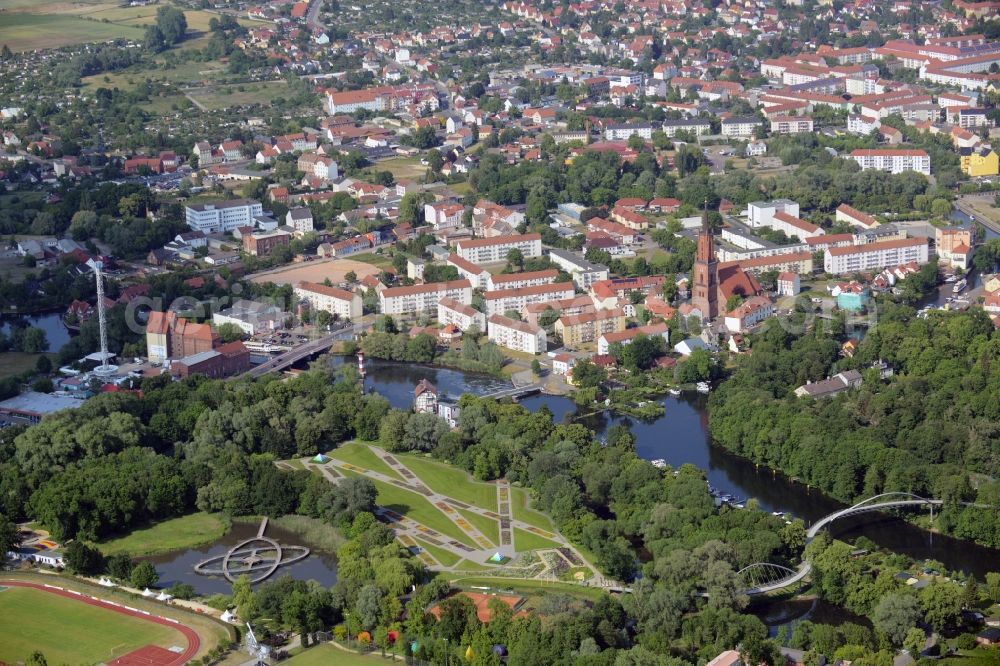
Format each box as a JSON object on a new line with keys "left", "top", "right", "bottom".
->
{"left": 407, "top": 257, "right": 425, "bottom": 281}
{"left": 769, "top": 211, "right": 825, "bottom": 240}
{"left": 960, "top": 148, "right": 999, "bottom": 177}
{"left": 146, "top": 310, "right": 218, "bottom": 364}
{"left": 836, "top": 204, "right": 878, "bottom": 229}
{"left": 769, "top": 116, "right": 814, "bottom": 134}
{"left": 661, "top": 118, "right": 712, "bottom": 137}
{"left": 243, "top": 230, "right": 291, "bottom": 257}
{"left": 414, "top": 379, "right": 438, "bottom": 413}
{"left": 213, "top": 299, "right": 286, "bottom": 335}
{"left": 483, "top": 283, "right": 576, "bottom": 316}
{"left": 604, "top": 123, "right": 654, "bottom": 141}
{"left": 832, "top": 281, "right": 870, "bottom": 311}
{"left": 446, "top": 254, "right": 491, "bottom": 289}
{"left": 185, "top": 199, "right": 263, "bottom": 234}
{"left": 424, "top": 202, "right": 465, "bottom": 230}
{"left": 554, "top": 309, "right": 627, "bottom": 348}
{"left": 777, "top": 272, "right": 800, "bottom": 296}
{"left": 849, "top": 149, "right": 931, "bottom": 175}
{"left": 747, "top": 200, "right": 800, "bottom": 228}
{"left": 936, "top": 227, "right": 974, "bottom": 270}
{"left": 487, "top": 314, "right": 547, "bottom": 354}
{"left": 824, "top": 237, "right": 929, "bottom": 274}
{"left": 285, "top": 207, "right": 314, "bottom": 233}
{"left": 548, "top": 249, "right": 609, "bottom": 289}
{"left": 794, "top": 369, "right": 863, "bottom": 398}
{"left": 454, "top": 233, "right": 542, "bottom": 265}
{"left": 597, "top": 322, "right": 669, "bottom": 355}
{"left": 379, "top": 279, "right": 473, "bottom": 316}
{"left": 437, "top": 297, "right": 487, "bottom": 332}
{"left": 486, "top": 269, "right": 558, "bottom": 291}
{"left": 724, "top": 295, "right": 775, "bottom": 333}
{"left": 721, "top": 117, "right": 763, "bottom": 138}
{"left": 294, "top": 282, "right": 363, "bottom": 321}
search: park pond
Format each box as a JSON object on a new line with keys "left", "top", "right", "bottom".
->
{"left": 144, "top": 521, "right": 339, "bottom": 596}
{"left": 0, "top": 310, "right": 73, "bottom": 351}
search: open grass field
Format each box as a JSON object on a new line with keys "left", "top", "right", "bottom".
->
{"left": 338, "top": 469, "right": 476, "bottom": 548}
{"left": 377, "top": 156, "right": 427, "bottom": 181}
{"left": 348, "top": 252, "right": 394, "bottom": 269}
{"left": 95, "top": 511, "right": 229, "bottom": 557}
{"left": 395, "top": 453, "right": 498, "bottom": 511}
{"left": 509, "top": 486, "right": 556, "bottom": 531}
{"left": 457, "top": 508, "right": 499, "bottom": 546}
{"left": 248, "top": 258, "right": 381, "bottom": 287}
{"left": 0, "top": 586, "right": 184, "bottom": 664}
{"left": 941, "top": 648, "right": 1000, "bottom": 666}
{"left": 186, "top": 80, "right": 291, "bottom": 110}
{"left": 0, "top": 352, "right": 52, "bottom": 380}
{"left": 327, "top": 442, "right": 404, "bottom": 481}
{"left": 285, "top": 643, "right": 401, "bottom": 665}
{"left": 513, "top": 527, "right": 561, "bottom": 552}
{"left": 0, "top": 13, "right": 144, "bottom": 51}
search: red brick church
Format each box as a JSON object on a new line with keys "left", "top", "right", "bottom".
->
{"left": 690, "top": 206, "right": 760, "bottom": 321}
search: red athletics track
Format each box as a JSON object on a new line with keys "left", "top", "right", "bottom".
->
{"left": 0, "top": 580, "right": 201, "bottom": 666}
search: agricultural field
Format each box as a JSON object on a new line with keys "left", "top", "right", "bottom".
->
{"left": 0, "top": 585, "right": 184, "bottom": 665}
{"left": 95, "top": 511, "right": 229, "bottom": 557}
{"left": 0, "top": 13, "right": 144, "bottom": 51}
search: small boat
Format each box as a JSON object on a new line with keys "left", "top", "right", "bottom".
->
{"left": 696, "top": 381, "right": 711, "bottom": 394}
{"left": 952, "top": 279, "right": 967, "bottom": 294}
{"left": 944, "top": 275, "right": 958, "bottom": 283}
{"left": 668, "top": 388, "right": 681, "bottom": 396}
{"left": 651, "top": 459, "right": 667, "bottom": 469}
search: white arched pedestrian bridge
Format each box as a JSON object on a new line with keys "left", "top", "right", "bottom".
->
{"left": 743, "top": 493, "right": 944, "bottom": 595}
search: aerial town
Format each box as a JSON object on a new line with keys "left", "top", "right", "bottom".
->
{"left": 1, "top": 0, "right": 1000, "bottom": 664}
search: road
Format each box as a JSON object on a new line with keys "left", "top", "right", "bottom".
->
{"left": 956, "top": 193, "right": 1000, "bottom": 235}
{"left": 304, "top": 0, "right": 324, "bottom": 31}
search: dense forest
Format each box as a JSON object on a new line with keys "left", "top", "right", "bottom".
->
{"left": 709, "top": 306, "right": 1000, "bottom": 547}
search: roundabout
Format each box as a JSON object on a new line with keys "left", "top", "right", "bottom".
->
{"left": 193, "top": 519, "right": 310, "bottom": 584}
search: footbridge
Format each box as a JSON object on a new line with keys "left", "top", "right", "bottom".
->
{"left": 742, "top": 493, "right": 943, "bottom": 595}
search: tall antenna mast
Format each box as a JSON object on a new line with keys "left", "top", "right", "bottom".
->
{"left": 87, "top": 258, "right": 117, "bottom": 377}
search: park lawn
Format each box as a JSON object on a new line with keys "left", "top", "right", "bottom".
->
{"left": 394, "top": 453, "right": 498, "bottom": 512}
{"left": 457, "top": 508, "right": 499, "bottom": 546}
{"left": 95, "top": 512, "right": 229, "bottom": 556}
{"left": 186, "top": 80, "right": 291, "bottom": 110}
{"left": 413, "top": 538, "right": 461, "bottom": 568}
{"left": 509, "top": 486, "right": 556, "bottom": 531}
{"left": 284, "top": 643, "right": 400, "bottom": 665}
{"left": 0, "top": 352, "right": 53, "bottom": 381}
{"left": 328, "top": 442, "right": 404, "bottom": 481}
{"left": 453, "top": 559, "right": 494, "bottom": 571}
{"left": 337, "top": 469, "right": 476, "bottom": 548}
{"left": 0, "top": 586, "right": 184, "bottom": 665}
{"left": 0, "top": 13, "right": 145, "bottom": 51}
{"left": 941, "top": 648, "right": 1000, "bottom": 666}
{"left": 446, "top": 576, "right": 607, "bottom": 603}
{"left": 513, "top": 527, "right": 561, "bottom": 552}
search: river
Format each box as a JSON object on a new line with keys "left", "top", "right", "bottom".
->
{"left": 346, "top": 358, "right": 1000, "bottom": 579}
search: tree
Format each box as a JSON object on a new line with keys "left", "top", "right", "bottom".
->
{"left": 215, "top": 323, "right": 244, "bottom": 343}
{"left": 427, "top": 149, "right": 444, "bottom": 172}
{"left": 506, "top": 248, "right": 524, "bottom": 271}
{"left": 920, "top": 582, "right": 964, "bottom": 633}
{"left": 872, "top": 593, "right": 921, "bottom": 646}
{"left": 903, "top": 628, "right": 925, "bottom": 658}
{"left": 986, "top": 572, "right": 1000, "bottom": 603}
{"left": 345, "top": 271, "right": 357, "bottom": 283}
{"left": 0, "top": 514, "right": 18, "bottom": 556}
{"left": 130, "top": 561, "right": 159, "bottom": 589}
{"left": 64, "top": 541, "right": 104, "bottom": 575}
{"left": 155, "top": 6, "right": 188, "bottom": 46}
{"left": 570, "top": 359, "right": 606, "bottom": 389}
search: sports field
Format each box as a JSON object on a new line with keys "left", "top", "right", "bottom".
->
{"left": 0, "top": 585, "right": 185, "bottom": 664}
{"left": 248, "top": 258, "right": 381, "bottom": 287}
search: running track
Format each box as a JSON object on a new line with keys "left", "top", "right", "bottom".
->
{"left": 0, "top": 580, "right": 200, "bottom": 666}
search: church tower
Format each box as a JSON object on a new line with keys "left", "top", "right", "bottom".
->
{"left": 691, "top": 202, "right": 719, "bottom": 321}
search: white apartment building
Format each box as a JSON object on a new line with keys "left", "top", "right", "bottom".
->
{"left": 604, "top": 123, "right": 654, "bottom": 141}
{"left": 721, "top": 117, "right": 762, "bottom": 138}
{"left": 424, "top": 203, "right": 464, "bottom": 230}
{"left": 770, "top": 116, "right": 814, "bottom": 134}
{"left": 487, "top": 314, "right": 547, "bottom": 354}
{"left": 185, "top": 199, "right": 263, "bottom": 234}
{"left": 747, "top": 199, "right": 800, "bottom": 228}
{"left": 379, "top": 279, "right": 472, "bottom": 316}
{"left": 437, "top": 297, "right": 487, "bottom": 332}
{"left": 770, "top": 211, "right": 825, "bottom": 240}
{"left": 849, "top": 149, "right": 930, "bottom": 175}
{"left": 547, "top": 249, "right": 609, "bottom": 289}
{"left": 455, "top": 233, "right": 542, "bottom": 265}
{"left": 724, "top": 295, "right": 776, "bottom": 333}
{"left": 286, "top": 207, "right": 314, "bottom": 234}
{"left": 486, "top": 269, "right": 558, "bottom": 291}
{"left": 294, "top": 282, "right": 363, "bottom": 320}
{"left": 661, "top": 119, "right": 712, "bottom": 138}
{"left": 483, "top": 283, "right": 576, "bottom": 316}
{"left": 446, "top": 254, "right": 490, "bottom": 289}
{"left": 824, "top": 238, "right": 929, "bottom": 275}
{"left": 847, "top": 115, "right": 880, "bottom": 135}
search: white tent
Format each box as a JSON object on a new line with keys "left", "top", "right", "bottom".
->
{"left": 220, "top": 609, "right": 236, "bottom": 623}
{"left": 98, "top": 577, "right": 116, "bottom": 587}
{"left": 155, "top": 591, "right": 173, "bottom": 601}
{"left": 142, "top": 588, "right": 156, "bottom": 597}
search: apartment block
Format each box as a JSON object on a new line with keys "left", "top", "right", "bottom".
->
{"left": 487, "top": 314, "right": 547, "bottom": 354}
{"left": 483, "top": 282, "right": 576, "bottom": 316}
{"left": 823, "top": 238, "right": 929, "bottom": 275}
{"left": 379, "top": 279, "right": 473, "bottom": 316}
{"left": 437, "top": 297, "right": 487, "bottom": 332}
{"left": 454, "top": 233, "right": 542, "bottom": 265}
{"left": 185, "top": 199, "right": 263, "bottom": 234}
{"left": 294, "top": 281, "right": 363, "bottom": 321}
{"left": 554, "top": 308, "right": 627, "bottom": 348}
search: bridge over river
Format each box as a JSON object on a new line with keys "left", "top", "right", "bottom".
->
{"left": 740, "top": 493, "right": 948, "bottom": 595}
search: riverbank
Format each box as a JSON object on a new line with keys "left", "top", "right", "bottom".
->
{"left": 232, "top": 514, "right": 346, "bottom": 553}
{"left": 95, "top": 512, "right": 231, "bottom": 557}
